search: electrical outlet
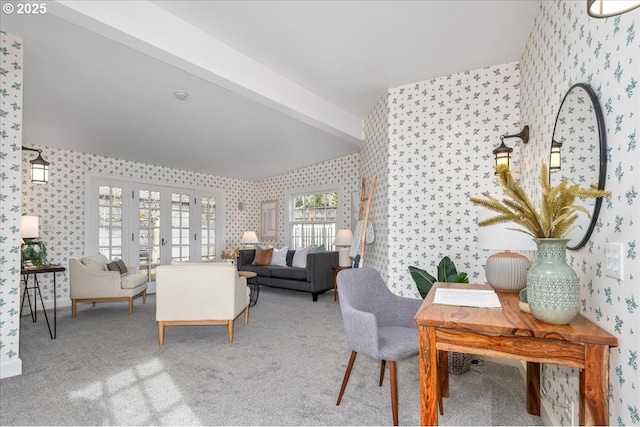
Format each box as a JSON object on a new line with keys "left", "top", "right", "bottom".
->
{"left": 605, "top": 243, "right": 624, "bottom": 280}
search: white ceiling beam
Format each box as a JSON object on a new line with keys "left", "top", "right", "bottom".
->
{"left": 48, "top": 0, "right": 363, "bottom": 145}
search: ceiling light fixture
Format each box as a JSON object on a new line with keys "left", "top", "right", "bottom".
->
{"left": 22, "top": 146, "right": 50, "bottom": 184}
{"left": 587, "top": 0, "right": 640, "bottom": 17}
{"left": 174, "top": 90, "right": 189, "bottom": 101}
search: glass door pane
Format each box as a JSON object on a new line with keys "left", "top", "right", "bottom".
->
{"left": 139, "top": 189, "right": 162, "bottom": 284}
{"left": 201, "top": 196, "right": 216, "bottom": 261}
{"left": 171, "top": 192, "right": 191, "bottom": 263}
{"left": 98, "top": 185, "right": 123, "bottom": 259}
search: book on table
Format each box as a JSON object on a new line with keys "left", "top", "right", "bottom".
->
{"left": 433, "top": 287, "right": 502, "bottom": 309}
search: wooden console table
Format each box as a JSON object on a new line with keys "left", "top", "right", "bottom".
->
{"left": 414, "top": 282, "right": 618, "bottom": 426}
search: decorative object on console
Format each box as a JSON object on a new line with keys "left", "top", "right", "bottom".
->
{"left": 334, "top": 229, "right": 354, "bottom": 267}
{"left": 20, "top": 215, "right": 48, "bottom": 267}
{"left": 220, "top": 248, "right": 240, "bottom": 263}
{"left": 22, "top": 146, "right": 49, "bottom": 184}
{"left": 477, "top": 209, "right": 536, "bottom": 293}
{"left": 409, "top": 256, "right": 468, "bottom": 299}
{"left": 240, "top": 231, "right": 259, "bottom": 248}
{"left": 470, "top": 164, "right": 611, "bottom": 325}
{"left": 587, "top": 0, "right": 640, "bottom": 17}
{"left": 492, "top": 125, "right": 529, "bottom": 173}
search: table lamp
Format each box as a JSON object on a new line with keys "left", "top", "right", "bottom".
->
{"left": 240, "top": 231, "right": 259, "bottom": 249}
{"left": 334, "top": 229, "right": 354, "bottom": 267}
{"left": 477, "top": 209, "right": 536, "bottom": 293}
{"left": 21, "top": 215, "right": 47, "bottom": 267}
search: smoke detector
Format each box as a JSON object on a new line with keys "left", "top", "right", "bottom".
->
{"left": 174, "top": 90, "right": 189, "bottom": 101}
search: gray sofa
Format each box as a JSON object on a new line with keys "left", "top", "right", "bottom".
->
{"left": 237, "top": 249, "right": 339, "bottom": 301}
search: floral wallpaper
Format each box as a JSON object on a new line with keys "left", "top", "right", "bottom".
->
{"left": 0, "top": 32, "right": 23, "bottom": 378}
{"left": 380, "top": 61, "right": 522, "bottom": 297}
{"left": 519, "top": 1, "right": 639, "bottom": 425}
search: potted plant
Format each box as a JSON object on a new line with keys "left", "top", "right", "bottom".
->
{"left": 409, "top": 256, "right": 471, "bottom": 374}
{"left": 470, "top": 164, "right": 611, "bottom": 324}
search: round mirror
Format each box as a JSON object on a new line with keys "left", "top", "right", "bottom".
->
{"left": 549, "top": 83, "right": 607, "bottom": 250}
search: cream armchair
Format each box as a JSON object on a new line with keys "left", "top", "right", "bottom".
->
{"left": 69, "top": 255, "right": 148, "bottom": 317}
{"left": 156, "top": 263, "right": 250, "bottom": 346}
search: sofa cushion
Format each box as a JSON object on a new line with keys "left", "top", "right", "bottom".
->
{"left": 120, "top": 273, "right": 148, "bottom": 289}
{"left": 107, "top": 259, "right": 128, "bottom": 275}
{"left": 81, "top": 254, "right": 109, "bottom": 271}
{"left": 251, "top": 244, "right": 272, "bottom": 265}
{"left": 255, "top": 248, "right": 273, "bottom": 266}
{"left": 271, "top": 246, "right": 288, "bottom": 266}
{"left": 270, "top": 267, "right": 308, "bottom": 281}
{"left": 292, "top": 247, "right": 311, "bottom": 268}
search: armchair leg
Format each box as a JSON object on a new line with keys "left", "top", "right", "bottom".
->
{"left": 244, "top": 306, "right": 250, "bottom": 325}
{"left": 379, "top": 360, "right": 386, "bottom": 386}
{"left": 71, "top": 300, "right": 77, "bottom": 318}
{"left": 337, "top": 351, "right": 357, "bottom": 406}
{"left": 227, "top": 320, "right": 234, "bottom": 344}
{"left": 158, "top": 321, "right": 165, "bottom": 346}
{"left": 390, "top": 361, "right": 398, "bottom": 426}
{"left": 128, "top": 297, "right": 133, "bottom": 315}
{"left": 142, "top": 290, "right": 147, "bottom": 304}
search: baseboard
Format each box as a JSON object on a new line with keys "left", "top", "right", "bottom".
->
{"left": 482, "top": 356, "right": 555, "bottom": 426}
{"left": 0, "top": 358, "right": 23, "bottom": 379}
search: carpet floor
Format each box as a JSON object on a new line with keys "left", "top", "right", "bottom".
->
{"left": 1, "top": 286, "right": 543, "bottom": 426}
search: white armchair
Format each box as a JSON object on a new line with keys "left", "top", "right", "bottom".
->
{"left": 156, "top": 263, "right": 250, "bottom": 346}
{"left": 69, "top": 255, "right": 148, "bottom": 317}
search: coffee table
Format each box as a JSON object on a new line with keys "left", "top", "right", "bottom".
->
{"left": 238, "top": 271, "right": 259, "bottom": 307}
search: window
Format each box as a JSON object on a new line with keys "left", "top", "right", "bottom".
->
{"left": 289, "top": 190, "right": 338, "bottom": 250}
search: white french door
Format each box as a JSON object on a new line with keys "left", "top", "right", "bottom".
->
{"left": 88, "top": 177, "right": 223, "bottom": 293}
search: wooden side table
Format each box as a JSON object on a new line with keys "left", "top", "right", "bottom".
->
{"left": 332, "top": 266, "right": 351, "bottom": 302}
{"left": 238, "top": 270, "right": 259, "bottom": 307}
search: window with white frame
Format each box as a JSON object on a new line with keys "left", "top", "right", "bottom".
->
{"left": 289, "top": 190, "right": 338, "bottom": 250}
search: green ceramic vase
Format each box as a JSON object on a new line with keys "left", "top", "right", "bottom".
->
{"left": 526, "top": 238, "right": 579, "bottom": 325}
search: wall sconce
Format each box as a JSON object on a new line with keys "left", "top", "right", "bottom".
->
{"left": 492, "top": 126, "right": 529, "bottom": 173}
{"left": 22, "top": 146, "right": 49, "bottom": 184}
{"left": 240, "top": 231, "right": 259, "bottom": 248}
{"left": 587, "top": 0, "right": 640, "bottom": 17}
{"left": 550, "top": 140, "right": 563, "bottom": 171}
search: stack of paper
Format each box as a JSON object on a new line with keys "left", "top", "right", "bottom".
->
{"left": 433, "top": 288, "right": 502, "bottom": 309}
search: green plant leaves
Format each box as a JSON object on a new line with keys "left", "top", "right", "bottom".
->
{"left": 410, "top": 256, "right": 469, "bottom": 299}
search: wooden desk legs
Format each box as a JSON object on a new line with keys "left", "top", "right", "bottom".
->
{"left": 580, "top": 344, "right": 609, "bottom": 426}
{"left": 419, "top": 326, "right": 439, "bottom": 426}
{"left": 526, "top": 362, "right": 541, "bottom": 416}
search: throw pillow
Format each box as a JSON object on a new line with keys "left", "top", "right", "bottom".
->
{"left": 107, "top": 259, "right": 128, "bottom": 275}
{"left": 292, "top": 247, "right": 311, "bottom": 268}
{"left": 254, "top": 248, "right": 274, "bottom": 266}
{"left": 251, "top": 244, "right": 272, "bottom": 265}
{"left": 80, "top": 254, "right": 109, "bottom": 271}
{"left": 270, "top": 246, "right": 288, "bottom": 267}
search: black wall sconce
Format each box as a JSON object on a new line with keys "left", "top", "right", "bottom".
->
{"left": 22, "top": 146, "right": 49, "bottom": 184}
{"left": 493, "top": 125, "right": 529, "bottom": 173}
{"left": 587, "top": 0, "right": 640, "bottom": 18}
{"left": 550, "top": 140, "right": 563, "bottom": 171}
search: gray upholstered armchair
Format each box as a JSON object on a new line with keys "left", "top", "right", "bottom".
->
{"left": 335, "top": 267, "right": 438, "bottom": 426}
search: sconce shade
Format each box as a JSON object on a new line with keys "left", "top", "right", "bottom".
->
{"left": 550, "top": 140, "right": 563, "bottom": 171}
{"left": 587, "top": 0, "right": 640, "bottom": 17}
{"left": 492, "top": 140, "right": 513, "bottom": 173}
{"left": 240, "top": 231, "right": 259, "bottom": 244}
{"left": 21, "top": 216, "right": 39, "bottom": 239}
{"left": 478, "top": 209, "right": 536, "bottom": 293}
{"left": 334, "top": 229, "right": 354, "bottom": 247}
{"left": 22, "top": 146, "right": 50, "bottom": 184}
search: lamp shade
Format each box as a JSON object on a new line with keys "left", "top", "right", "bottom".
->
{"left": 21, "top": 216, "right": 39, "bottom": 239}
{"left": 334, "top": 229, "right": 354, "bottom": 247}
{"left": 550, "top": 140, "right": 563, "bottom": 171}
{"left": 30, "top": 153, "right": 49, "bottom": 184}
{"left": 587, "top": 0, "right": 640, "bottom": 17}
{"left": 492, "top": 141, "right": 513, "bottom": 173}
{"left": 240, "top": 231, "right": 259, "bottom": 244}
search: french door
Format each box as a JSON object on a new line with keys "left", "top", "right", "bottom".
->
{"left": 88, "top": 177, "right": 222, "bottom": 293}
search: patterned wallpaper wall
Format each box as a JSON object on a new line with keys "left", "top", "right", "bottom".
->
{"left": 360, "top": 92, "right": 391, "bottom": 282}
{"left": 384, "top": 62, "right": 522, "bottom": 297}
{"left": 519, "top": 1, "right": 639, "bottom": 425}
{"left": 0, "top": 32, "right": 24, "bottom": 378}
{"left": 19, "top": 146, "right": 255, "bottom": 303}
{"left": 255, "top": 153, "right": 360, "bottom": 248}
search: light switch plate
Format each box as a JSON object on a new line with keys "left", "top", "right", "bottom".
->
{"left": 605, "top": 243, "right": 624, "bottom": 280}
